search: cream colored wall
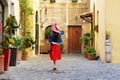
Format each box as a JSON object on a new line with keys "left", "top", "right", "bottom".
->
{"left": 95, "top": 0, "right": 106, "bottom": 62}
{"left": 3, "top": 0, "right": 20, "bottom": 25}
{"left": 105, "top": 0, "right": 120, "bottom": 63}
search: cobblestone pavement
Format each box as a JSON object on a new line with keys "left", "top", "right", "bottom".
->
{"left": 1, "top": 54, "right": 120, "bottom": 80}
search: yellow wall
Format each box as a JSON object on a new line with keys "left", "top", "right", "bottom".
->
{"left": 95, "top": 0, "right": 120, "bottom": 63}
{"left": 95, "top": 0, "right": 106, "bottom": 62}
{"left": 27, "top": 0, "right": 40, "bottom": 56}
{"left": 106, "top": 0, "right": 120, "bottom": 63}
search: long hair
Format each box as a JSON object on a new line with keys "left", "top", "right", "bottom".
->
{"left": 53, "top": 31, "right": 60, "bottom": 40}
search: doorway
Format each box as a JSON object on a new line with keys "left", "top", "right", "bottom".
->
{"left": 35, "top": 11, "right": 39, "bottom": 55}
{"left": 68, "top": 25, "right": 82, "bottom": 53}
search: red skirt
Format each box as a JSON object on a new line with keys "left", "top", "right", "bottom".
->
{"left": 50, "top": 44, "right": 61, "bottom": 60}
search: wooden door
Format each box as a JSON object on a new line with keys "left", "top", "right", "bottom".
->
{"left": 68, "top": 25, "right": 82, "bottom": 53}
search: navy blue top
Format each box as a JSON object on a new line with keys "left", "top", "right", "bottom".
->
{"left": 49, "top": 31, "right": 64, "bottom": 44}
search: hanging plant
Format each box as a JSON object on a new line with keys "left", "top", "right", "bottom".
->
{"left": 50, "top": 0, "right": 55, "bottom": 3}
{"left": 72, "top": 0, "right": 78, "bottom": 2}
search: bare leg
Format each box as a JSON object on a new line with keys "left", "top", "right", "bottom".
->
{"left": 53, "top": 60, "right": 57, "bottom": 70}
{"left": 53, "top": 60, "right": 56, "bottom": 66}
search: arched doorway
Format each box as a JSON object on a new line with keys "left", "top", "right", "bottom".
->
{"left": 40, "top": 25, "right": 51, "bottom": 54}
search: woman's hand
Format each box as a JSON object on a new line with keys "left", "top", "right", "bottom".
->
{"left": 52, "top": 42, "right": 60, "bottom": 45}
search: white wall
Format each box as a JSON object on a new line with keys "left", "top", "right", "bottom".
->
{"left": 3, "top": 0, "right": 20, "bottom": 25}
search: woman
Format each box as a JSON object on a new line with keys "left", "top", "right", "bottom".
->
{"left": 49, "top": 23, "right": 64, "bottom": 70}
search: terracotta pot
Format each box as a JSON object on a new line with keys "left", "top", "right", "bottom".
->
{"left": 83, "top": 45, "right": 88, "bottom": 49}
{"left": 0, "top": 55, "right": 4, "bottom": 72}
{"left": 22, "top": 51, "right": 28, "bottom": 60}
{"left": 83, "top": 45, "right": 88, "bottom": 57}
{"left": 87, "top": 54, "right": 96, "bottom": 60}
{"left": 17, "top": 51, "right": 22, "bottom": 61}
{"left": 84, "top": 52, "right": 88, "bottom": 58}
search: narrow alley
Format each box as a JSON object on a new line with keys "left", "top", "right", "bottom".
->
{"left": 0, "top": 54, "right": 120, "bottom": 80}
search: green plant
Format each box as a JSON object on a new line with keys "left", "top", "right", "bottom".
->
{"left": 4, "top": 14, "right": 19, "bottom": 35}
{"left": 60, "top": 43, "right": 64, "bottom": 53}
{"left": 72, "top": 0, "right": 78, "bottom": 2}
{"left": 45, "top": 27, "right": 52, "bottom": 39}
{"left": 94, "top": 24, "right": 98, "bottom": 28}
{"left": 0, "top": 48, "right": 3, "bottom": 55}
{"left": 85, "top": 46, "right": 96, "bottom": 54}
{"left": 2, "top": 15, "right": 19, "bottom": 49}
{"left": 11, "top": 37, "right": 21, "bottom": 48}
{"left": 80, "top": 33, "right": 91, "bottom": 45}
{"left": 94, "top": 24, "right": 99, "bottom": 32}
{"left": 20, "top": 32, "right": 35, "bottom": 51}
{"left": 20, "top": 0, "right": 33, "bottom": 35}
{"left": 50, "top": 0, "right": 55, "bottom": 3}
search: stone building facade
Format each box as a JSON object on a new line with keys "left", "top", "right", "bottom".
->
{"left": 39, "top": 0, "right": 90, "bottom": 53}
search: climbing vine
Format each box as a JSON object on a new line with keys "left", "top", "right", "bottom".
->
{"left": 19, "top": 0, "right": 33, "bottom": 35}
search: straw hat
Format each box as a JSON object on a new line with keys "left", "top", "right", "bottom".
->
{"left": 51, "top": 23, "right": 60, "bottom": 33}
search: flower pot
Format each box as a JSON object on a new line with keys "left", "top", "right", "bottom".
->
{"left": 17, "top": 51, "right": 22, "bottom": 61}
{"left": 83, "top": 45, "right": 88, "bottom": 57}
{"left": 3, "top": 48, "right": 11, "bottom": 71}
{"left": 87, "top": 54, "right": 96, "bottom": 60}
{"left": 0, "top": 55, "right": 4, "bottom": 72}
{"left": 22, "top": 51, "right": 28, "bottom": 60}
{"left": 83, "top": 45, "right": 88, "bottom": 49}
{"left": 9, "top": 48, "right": 18, "bottom": 66}
{"left": 84, "top": 52, "right": 88, "bottom": 58}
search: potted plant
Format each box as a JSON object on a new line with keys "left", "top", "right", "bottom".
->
{"left": 94, "top": 24, "right": 98, "bottom": 32}
{"left": 85, "top": 46, "right": 96, "bottom": 60}
{"left": 2, "top": 33, "right": 11, "bottom": 71}
{"left": 0, "top": 47, "right": 4, "bottom": 72}
{"left": 1, "top": 14, "right": 20, "bottom": 67}
{"left": 20, "top": 32, "right": 35, "bottom": 60}
{"left": 80, "top": 33, "right": 91, "bottom": 46}
{"left": 9, "top": 36, "right": 21, "bottom": 66}
{"left": 17, "top": 37, "right": 22, "bottom": 61}
{"left": 80, "top": 33, "right": 91, "bottom": 57}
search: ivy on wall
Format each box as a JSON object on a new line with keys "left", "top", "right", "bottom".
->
{"left": 19, "top": 0, "right": 33, "bottom": 35}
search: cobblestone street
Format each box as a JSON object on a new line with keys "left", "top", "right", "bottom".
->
{"left": 0, "top": 54, "right": 120, "bottom": 80}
